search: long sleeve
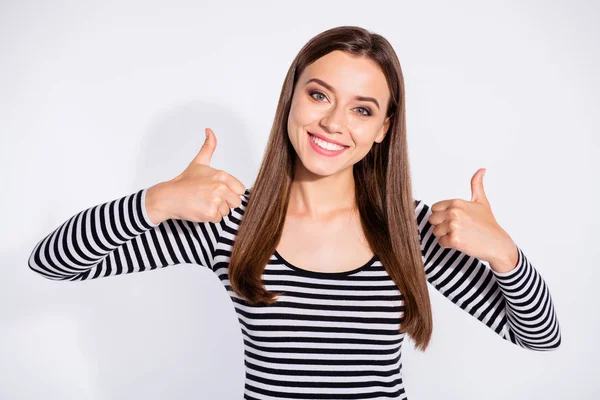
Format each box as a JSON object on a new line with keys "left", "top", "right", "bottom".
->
{"left": 28, "top": 187, "right": 233, "bottom": 281}
{"left": 414, "top": 199, "right": 561, "bottom": 351}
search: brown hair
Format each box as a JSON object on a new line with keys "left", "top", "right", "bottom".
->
{"left": 228, "top": 25, "right": 433, "bottom": 351}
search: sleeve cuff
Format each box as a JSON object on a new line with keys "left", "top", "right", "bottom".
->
{"left": 140, "top": 187, "right": 161, "bottom": 227}
{"left": 492, "top": 246, "right": 525, "bottom": 279}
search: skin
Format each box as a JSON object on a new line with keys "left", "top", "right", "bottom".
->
{"left": 286, "top": 50, "right": 391, "bottom": 217}
{"left": 277, "top": 50, "right": 392, "bottom": 272}
{"left": 147, "top": 50, "right": 518, "bottom": 274}
{"left": 278, "top": 50, "right": 519, "bottom": 273}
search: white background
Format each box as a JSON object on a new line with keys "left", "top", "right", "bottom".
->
{"left": 1, "top": 0, "right": 598, "bottom": 399}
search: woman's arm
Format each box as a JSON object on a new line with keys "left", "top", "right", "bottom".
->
{"left": 414, "top": 199, "right": 561, "bottom": 351}
{"left": 28, "top": 188, "right": 245, "bottom": 281}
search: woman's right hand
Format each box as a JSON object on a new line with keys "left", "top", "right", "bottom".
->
{"left": 145, "top": 128, "right": 247, "bottom": 225}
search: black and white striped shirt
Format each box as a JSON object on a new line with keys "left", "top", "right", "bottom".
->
{"left": 28, "top": 187, "right": 561, "bottom": 400}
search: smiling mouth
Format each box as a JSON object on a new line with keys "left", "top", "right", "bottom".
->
{"left": 307, "top": 132, "right": 349, "bottom": 149}
{"left": 307, "top": 132, "right": 349, "bottom": 156}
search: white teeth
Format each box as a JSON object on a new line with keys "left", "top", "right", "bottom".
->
{"left": 310, "top": 134, "right": 345, "bottom": 151}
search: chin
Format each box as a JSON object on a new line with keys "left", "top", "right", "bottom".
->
{"left": 298, "top": 157, "right": 353, "bottom": 179}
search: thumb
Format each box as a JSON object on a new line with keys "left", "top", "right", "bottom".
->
{"left": 193, "top": 128, "right": 217, "bottom": 166}
{"left": 470, "top": 168, "right": 490, "bottom": 205}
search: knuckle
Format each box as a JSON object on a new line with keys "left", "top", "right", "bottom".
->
{"left": 449, "top": 208, "right": 460, "bottom": 219}
{"left": 450, "top": 199, "right": 462, "bottom": 208}
{"left": 215, "top": 182, "right": 229, "bottom": 194}
{"left": 449, "top": 233, "right": 460, "bottom": 246}
{"left": 207, "top": 208, "right": 221, "bottom": 223}
{"left": 214, "top": 170, "right": 228, "bottom": 180}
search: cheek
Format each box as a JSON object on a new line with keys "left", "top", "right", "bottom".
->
{"left": 288, "top": 100, "right": 303, "bottom": 128}
{"left": 287, "top": 101, "right": 298, "bottom": 134}
{"left": 351, "top": 128, "right": 379, "bottom": 148}
{"left": 287, "top": 112, "right": 301, "bottom": 144}
{"left": 287, "top": 105, "right": 306, "bottom": 147}
{"left": 291, "top": 97, "right": 323, "bottom": 125}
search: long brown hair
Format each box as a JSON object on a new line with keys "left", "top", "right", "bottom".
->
{"left": 228, "top": 25, "right": 433, "bottom": 351}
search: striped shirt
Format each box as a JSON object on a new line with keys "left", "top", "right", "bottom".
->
{"left": 28, "top": 187, "right": 561, "bottom": 399}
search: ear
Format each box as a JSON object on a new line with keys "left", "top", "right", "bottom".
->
{"left": 375, "top": 116, "right": 391, "bottom": 143}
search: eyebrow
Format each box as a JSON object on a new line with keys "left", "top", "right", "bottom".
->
{"left": 304, "top": 78, "right": 380, "bottom": 110}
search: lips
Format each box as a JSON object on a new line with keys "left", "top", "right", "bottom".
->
{"left": 307, "top": 131, "right": 349, "bottom": 157}
{"left": 307, "top": 131, "right": 349, "bottom": 147}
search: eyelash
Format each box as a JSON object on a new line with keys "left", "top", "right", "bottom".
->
{"left": 308, "top": 90, "right": 372, "bottom": 117}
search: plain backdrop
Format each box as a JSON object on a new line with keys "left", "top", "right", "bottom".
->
{"left": 1, "top": 0, "right": 598, "bottom": 399}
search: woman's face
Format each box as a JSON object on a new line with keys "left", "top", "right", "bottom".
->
{"left": 287, "top": 50, "right": 391, "bottom": 178}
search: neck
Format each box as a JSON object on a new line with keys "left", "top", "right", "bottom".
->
{"left": 288, "top": 161, "right": 356, "bottom": 219}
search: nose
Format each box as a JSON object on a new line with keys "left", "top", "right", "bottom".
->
{"left": 320, "top": 103, "right": 348, "bottom": 135}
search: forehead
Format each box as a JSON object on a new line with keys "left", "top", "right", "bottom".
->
{"left": 299, "top": 50, "right": 389, "bottom": 102}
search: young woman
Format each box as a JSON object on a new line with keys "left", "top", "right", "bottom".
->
{"left": 28, "top": 26, "right": 561, "bottom": 399}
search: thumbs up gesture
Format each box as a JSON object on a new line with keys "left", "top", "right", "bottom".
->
{"left": 145, "top": 128, "right": 247, "bottom": 225}
{"left": 427, "top": 168, "right": 519, "bottom": 273}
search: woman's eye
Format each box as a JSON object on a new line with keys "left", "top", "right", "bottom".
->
{"left": 309, "top": 90, "right": 371, "bottom": 116}
{"left": 355, "top": 107, "right": 372, "bottom": 116}
{"left": 310, "top": 90, "right": 327, "bottom": 102}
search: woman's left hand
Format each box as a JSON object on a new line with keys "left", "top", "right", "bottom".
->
{"left": 427, "top": 168, "right": 520, "bottom": 273}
